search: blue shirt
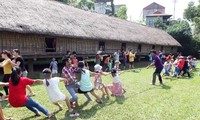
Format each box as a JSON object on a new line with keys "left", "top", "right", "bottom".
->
{"left": 114, "top": 52, "right": 119, "bottom": 61}
{"left": 50, "top": 61, "right": 58, "bottom": 70}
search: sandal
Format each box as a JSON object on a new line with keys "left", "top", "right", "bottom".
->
{"left": 69, "top": 113, "right": 79, "bottom": 118}
{"left": 34, "top": 112, "right": 41, "bottom": 117}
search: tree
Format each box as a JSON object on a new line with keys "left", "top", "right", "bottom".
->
{"left": 77, "top": 0, "right": 95, "bottom": 10}
{"left": 154, "top": 17, "right": 167, "bottom": 30}
{"left": 184, "top": 1, "right": 200, "bottom": 34}
{"left": 166, "top": 20, "right": 193, "bottom": 55}
{"left": 116, "top": 6, "right": 127, "bottom": 20}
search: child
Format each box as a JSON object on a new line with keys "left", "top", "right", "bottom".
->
{"left": 103, "top": 55, "right": 110, "bottom": 72}
{"left": 113, "top": 60, "right": 121, "bottom": 71}
{"left": 8, "top": 67, "right": 52, "bottom": 118}
{"left": 75, "top": 62, "right": 103, "bottom": 103}
{"left": 162, "top": 58, "right": 171, "bottom": 76}
{"left": 39, "top": 68, "right": 74, "bottom": 113}
{"left": 182, "top": 58, "right": 191, "bottom": 78}
{"left": 94, "top": 64, "right": 109, "bottom": 98}
{"left": 107, "top": 68, "right": 125, "bottom": 96}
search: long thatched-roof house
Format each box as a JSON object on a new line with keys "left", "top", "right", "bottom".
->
{"left": 0, "top": 0, "right": 180, "bottom": 71}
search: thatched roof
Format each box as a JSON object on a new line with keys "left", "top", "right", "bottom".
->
{"left": 0, "top": 0, "right": 181, "bottom": 46}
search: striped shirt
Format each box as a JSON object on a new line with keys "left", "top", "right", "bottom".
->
{"left": 62, "top": 66, "right": 78, "bottom": 85}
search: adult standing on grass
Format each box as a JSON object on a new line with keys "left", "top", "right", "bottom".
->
{"left": 0, "top": 50, "right": 15, "bottom": 96}
{"left": 147, "top": 50, "right": 164, "bottom": 85}
{"left": 49, "top": 57, "right": 58, "bottom": 77}
{"left": 128, "top": 49, "right": 136, "bottom": 69}
{"left": 122, "top": 50, "right": 128, "bottom": 70}
{"left": 12, "top": 49, "right": 35, "bottom": 97}
{"left": 8, "top": 67, "right": 52, "bottom": 118}
{"left": 113, "top": 49, "right": 120, "bottom": 63}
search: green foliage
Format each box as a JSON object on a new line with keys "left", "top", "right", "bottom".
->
{"left": 116, "top": 6, "right": 127, "bottom": 20}
{"left": 56, "top": 0, "right": 76, "bottom": 5}
{"left": 154, "top": 17, "right": 167, "bottom": 30}
{"left": 77, "top": 0, "right": 95, "bottom": 10}
{"left": 166, "top": 20, "right": 193, "bottom": 55}
{"left": 190, "top": 37, "right": 200, "bottom": 57}
{"left": 184, "top": 1, "right": 200, "bottom": 34}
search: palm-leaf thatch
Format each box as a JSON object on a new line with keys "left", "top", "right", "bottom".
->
{"left": 0, "top": 0, "right": 181, "bottom": 47}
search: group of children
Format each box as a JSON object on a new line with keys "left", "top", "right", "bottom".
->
{"left": 1, "top": 49, "right": 198, "bottom": 119}
{"left": 158, "top": 53, "right": 197, "bottom": 78}
{"left": 0, "top": 50, "right": 126, "bottom": 119}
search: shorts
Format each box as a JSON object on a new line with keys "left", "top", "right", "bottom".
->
{"left": 77, "top": 88, "right": 94, "bottom": 94}
{"left": 129, "top": 61, "right": 134, "bottom": 65}
{"left": 52, "top": 70, "right": 58, "bottom": 74}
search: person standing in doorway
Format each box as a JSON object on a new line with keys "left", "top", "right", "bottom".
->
{"left": 49, "top": 58, "right": 58, "bottom": 77}
{"left": 147, "top": 50, "right": 164, "bottom": 85}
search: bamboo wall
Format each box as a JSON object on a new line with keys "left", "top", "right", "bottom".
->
{"left": 0, "top": 32, "right": 178, "bottom": 58}
{"left": 0, "top": 32, "right": 44, "bottom": 55}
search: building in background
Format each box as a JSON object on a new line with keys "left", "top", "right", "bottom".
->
{"left": 143, "top": 2, "right": 172, "bottom": 27}
{"left": 93, "top": 0, "right": 125, "bottom": 15}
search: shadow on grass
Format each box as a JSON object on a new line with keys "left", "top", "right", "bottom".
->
{"left": 59, "top": 95, "right": 127, "bottom": 120}
{"left": 114, "top": 95, "right": 127, "bottom": 104}
{"left": 21, "top": 115, "right": 37, "bottom": 120}
{"left": 161, "top": 84, "right": 171, "bottom": 90}
{"left": 61, "top": 102, "right": 103, "bottom": 120}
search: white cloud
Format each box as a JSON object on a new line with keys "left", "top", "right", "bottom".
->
{"left": 114, "top": 0, "right": 199, "bottom": 21}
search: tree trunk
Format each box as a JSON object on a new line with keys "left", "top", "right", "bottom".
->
{"left": 111, "top": 0, "right": 115, "bottom": 15}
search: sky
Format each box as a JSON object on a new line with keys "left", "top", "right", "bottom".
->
{"left": 114, "top": 0, "right": 199, "bottom": 21}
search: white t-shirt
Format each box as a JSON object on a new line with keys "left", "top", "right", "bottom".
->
{"left": 112, "top": 74, "right": 120, "bottom": 83}
{"left": 43, "top": 77, "right": 66, "bottom": 103}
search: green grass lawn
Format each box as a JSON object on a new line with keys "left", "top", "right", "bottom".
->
{"left": 1, "top": 62, "right": 200, "bottom": 120}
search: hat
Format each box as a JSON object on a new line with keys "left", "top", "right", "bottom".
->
{"left": 94, "top": 64, "right": 102, "bottom": 72}
{"left": 96, "top": 51, "right": 102, "bottom": 55}
{"left": 42, "top": 68, "right": 51, "bottom": 74}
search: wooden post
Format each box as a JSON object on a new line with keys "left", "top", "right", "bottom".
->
{"left": 27, "top": 59, "right": 34, "bottom": 73}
